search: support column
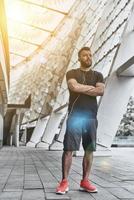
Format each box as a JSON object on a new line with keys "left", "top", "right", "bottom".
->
{"left": 50, "top": 113, "right": 67, "bottom": 150}
{"left": 26, "top": 117, "right": 49, "bottom": 147}
{"left": 97, "top": 5, "right": 134, "bottom": 148}
{"left": 20, "top": 128, "right": 27, "bottom": 145}
{"left": 12, "top": 110, "right": 21, "bottom": 147}
{"left": 37, "top": 107, "right": 67, "bottom": 149}
{"left": 10, "top": 114, "right": 16, "bottom": 146}
{"left": 15, "top": 114, "right": 20, "bottom": 147}
{"left": 97, "top": 73, "right": 134, "bottom": 148}
{"left": 11, "top": 110, "right": 21, "bottom": 147}
{"left": 0, "top": 110, "right": 3, "bottom": 148}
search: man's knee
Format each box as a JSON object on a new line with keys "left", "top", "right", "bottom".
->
{"left": 63, "top": 151, "right": 73, "bottom": 157}
{"left": 84, "top": 150, "right": 93, "bottom": 157}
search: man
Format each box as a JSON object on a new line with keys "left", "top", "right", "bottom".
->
{"left": 56, "top": 47, "right": 105, "bottom": 194}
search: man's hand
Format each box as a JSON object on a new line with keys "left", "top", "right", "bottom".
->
{"left": 85, "top": 82, "right": 104, "bottom": 96}
{"left": 67, "top": 79, "right": 104, "bottom": 96}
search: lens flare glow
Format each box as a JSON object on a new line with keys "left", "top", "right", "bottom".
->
{"left": 100, "top": 160, "right": 111, "bottom": 171}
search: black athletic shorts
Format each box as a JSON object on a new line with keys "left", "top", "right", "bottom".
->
{"left": 63, "top": 111, "right": 98, "bottom": 151}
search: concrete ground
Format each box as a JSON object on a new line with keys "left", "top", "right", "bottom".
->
{"left": 0, "top": 147, "right": 134, "bottom": 200}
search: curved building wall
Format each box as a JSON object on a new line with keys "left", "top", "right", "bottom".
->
{"left": 0, "top": 0, "right": 10, "bottom": 146}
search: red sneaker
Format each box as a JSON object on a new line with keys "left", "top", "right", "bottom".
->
{"left": 80, "top": 179, "right": 97, "bottom": 193}
{"left": 56, "top": 179, "right": 69, "bottom": 194}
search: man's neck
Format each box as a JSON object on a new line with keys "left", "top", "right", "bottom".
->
{"left": 80, "top": 66, "right": 91, "bottom": 72}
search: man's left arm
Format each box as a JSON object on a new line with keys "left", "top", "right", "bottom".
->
{"left": 85, "top": 82, "right": 105, "bottom": 96}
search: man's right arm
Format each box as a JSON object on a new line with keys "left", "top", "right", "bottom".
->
{"left": 67, "top": 78, "right": 95, "bottom": 94}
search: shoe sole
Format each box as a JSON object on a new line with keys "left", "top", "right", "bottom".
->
{"left": 56, "top": 187, "right": 69, "bottom": 195}
{"left": 80, "top": 187, "right": 98, "bottom": 193}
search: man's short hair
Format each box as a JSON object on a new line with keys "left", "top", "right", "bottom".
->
{"left": 78, "top": 47, "right": 91, "bottom": 57}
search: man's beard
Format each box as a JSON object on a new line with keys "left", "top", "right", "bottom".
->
{"left": 81, "top": 60, "right": 92, "bottom": 68}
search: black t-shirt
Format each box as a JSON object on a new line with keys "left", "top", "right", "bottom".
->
{"left": 66, "top": 68, "right": 104, "bottom": 117}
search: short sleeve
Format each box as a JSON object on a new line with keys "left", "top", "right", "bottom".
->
{"left": 96, "top": 72, "right": 104, "bottom": 83}
{"left": 66, "top": 70, "right": 75, "bottom": 81}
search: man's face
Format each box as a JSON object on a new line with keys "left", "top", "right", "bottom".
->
{"left": 79, "top": 50, "right": 92, "bottom": 68}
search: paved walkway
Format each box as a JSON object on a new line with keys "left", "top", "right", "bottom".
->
{"left": 0, "top": 147, "right": 134, "bottom": 200}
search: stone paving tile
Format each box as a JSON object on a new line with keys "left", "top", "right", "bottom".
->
{"left": 0, "top": 198, "right": 19, "bottom": 200}
{"left": 122, "top": 185, "right": 134, "bottom": 194}
{"left": 44, "top": 188, "right": 57, "bottom": 193}
{"left": 45, "top": 192, "right": 71, "bottom": 200}
{"left": 22, "top": 190, "right": 45, "bottom": 200}
{"left": 91, "top": 170, "right": 121, "bottom": 182}
{"left": 4, "top": 184, "right": 23, "bottom": 190}
{"left": 91, "top": 186, "right": 119, "bottom": 200}
{"left": 107, "top": 187, "right": 134, "bottom": 199}
{"left": 24, "top": 181, "right": 43, "bottom": 189}
{"left": 111, "top": 181, "right": 134, "bottom": 187}
{"left": 116, "top": 176, "right": 134, "bottom": 181}
{"left": 24, "top": 175, "right": 40, "bottom": 181}
{"left": 0, "top": 191, "right": 22, "bottom": 200}
{"left": 67, "top": 180, "right": 80, "bottom": 191}
{"left": 90, "top": 174, "right": 118, "bottom": 188}
{"left": 69, "top": 191, "right": 95, "bottom": 200}
{"left": 0, "top": 183, "right": 5, "bottom": 190}
{"left": 3, "top": 189, "right": 23, "bottom": 192}
{"left": 42, "top": 182, "right": 57, "bottom": 189}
